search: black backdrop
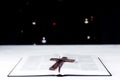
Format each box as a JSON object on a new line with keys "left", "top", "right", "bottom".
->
{"left": 1, "top": 1, "right": 120, "bottom": 44}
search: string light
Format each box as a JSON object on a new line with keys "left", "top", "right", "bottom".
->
{"left": 87, "top": 35, "right": 91, "bottom": 40}
{"left": 32, "top": 21, "right": 36, "bottom": 25}
{"left": 84, "top": 18, "right": 89, "bottom": 24}
{"left": 52, "top": 22, "right": 56, "bottom": 27}
{"left": 41, "top": 37, "right": 47, "bottom": 44}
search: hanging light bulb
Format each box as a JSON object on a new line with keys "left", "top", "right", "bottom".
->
{"left": 84, "top": 18, "right": 89, "bottom": 24}
{"left": 87, "top": 35, "right": 91, "bottom": 40}
{"left": 32, "top": 21, "right": 36, "bottom": 25}
{"left": 41, "top": 37, "right": 47, "bottom": 44}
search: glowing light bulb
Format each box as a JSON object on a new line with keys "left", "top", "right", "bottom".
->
{"left": 32, "top": 21, "right": 36, "bottom": 25}
{"left": 52, "top": 22, "right": 56, "bottom": 27}
{"left": 42, "top": 37, "right": 47, "bottom": 43}
{"left": 87, "top": 36, "right": 91, "bottom": 40}
{"left": 84, "top": 18, "right": 89, "bottom": 24}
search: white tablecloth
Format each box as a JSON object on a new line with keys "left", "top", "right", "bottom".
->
{"left": 0, "top": 45, "right": 120, "bottom": 80}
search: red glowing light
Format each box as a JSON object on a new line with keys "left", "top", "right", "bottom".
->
{"left": 52, "top": 22, "right": 56, "bottom": 26}
{"left": 90, "top": 16, "right": 94, "bottom": 22}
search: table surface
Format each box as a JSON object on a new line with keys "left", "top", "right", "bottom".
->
{"left": 0, "top": 45, "right": 120, "bottom": 80}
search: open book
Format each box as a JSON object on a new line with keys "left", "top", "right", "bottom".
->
{"left": 8, "top": 55, "right": 112, "bottom": 77}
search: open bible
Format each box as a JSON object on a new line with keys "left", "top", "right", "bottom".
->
{"left": 8, "top": 55, "right": 112, "bottom": 77}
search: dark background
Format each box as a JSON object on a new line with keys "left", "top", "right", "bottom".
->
{"left": 1, "top": 1, "right": 120, "bottom": 45}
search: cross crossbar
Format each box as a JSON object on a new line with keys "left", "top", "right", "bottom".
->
{"left": 49, "top": 57, "right": 75, "bottom": 71}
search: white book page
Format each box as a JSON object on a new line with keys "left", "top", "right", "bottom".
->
{"left": 60, "top": 55, "right": 110, "bottom": 75}
{"left": 9, "top": 54, "right": 59, "bottom": 76}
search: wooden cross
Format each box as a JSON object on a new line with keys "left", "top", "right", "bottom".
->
{"left": 49, "top": 57, "right": 75, "bottom": 72}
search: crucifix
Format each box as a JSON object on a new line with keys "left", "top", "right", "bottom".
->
{"left": 49, "top": 57, "right": 75, "bottom": 72}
